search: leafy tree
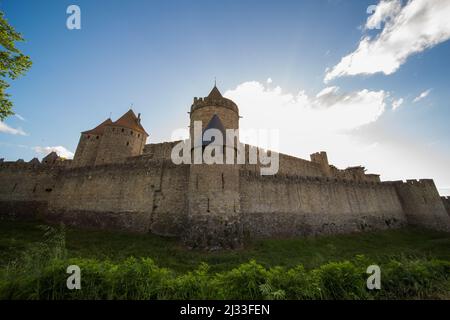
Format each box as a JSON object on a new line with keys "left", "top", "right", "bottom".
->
{"left": 0, "top": 10, "right": 32, "bottom": 120}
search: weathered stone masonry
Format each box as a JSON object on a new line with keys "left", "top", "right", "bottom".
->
{"left": 1, "top": 86, "right": 449, "bottom": 248}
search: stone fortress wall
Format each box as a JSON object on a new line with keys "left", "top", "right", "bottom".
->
{"left": 1, "top": 86, "right": 449, "bottom": 248}
{"left": 442, "top": 196, "right": 450, "bottom": 216}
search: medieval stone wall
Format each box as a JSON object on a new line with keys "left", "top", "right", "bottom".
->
{"left": 239, "top": 170, "right": 406, "bottom": 238}
{"left": 143, "top": 141, "right": 181, "bottom": 160}
{"left": 0, "top": 163, "right": 60, "bottom": 220}
{"left": 391, "top": 180, "right": 450, "bottom": 232}
{"left": 0, "top": 159, "right": 189, "bottom": 236}
{"left": 46, "top": 158, "right": 188, "bottom": 235}
{"left": 441, "top": 196, "right": 450, "bottom": 216}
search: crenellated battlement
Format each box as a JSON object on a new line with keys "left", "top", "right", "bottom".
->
{"left": 191, "top": 95, "right": 239, "bottom": 114}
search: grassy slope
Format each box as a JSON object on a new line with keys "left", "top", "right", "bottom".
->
{"left": 1, "top": 220, "right": 450, "bottom": 273}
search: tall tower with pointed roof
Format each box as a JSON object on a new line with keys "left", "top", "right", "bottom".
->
{"left": 185, "top": 85, "right": 243, "bottom": 249}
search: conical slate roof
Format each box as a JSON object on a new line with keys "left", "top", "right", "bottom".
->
{"left": 112, "top": 109, "right": 148, "bottom": 135}
{"left": 82, "top": 118, "right": 113, "bottom": 135}
{"left": 207, "top": 86, "right": 223, "bottom": 99}
{"left": 202, "top": 114, "right": 226, "bottom": 147}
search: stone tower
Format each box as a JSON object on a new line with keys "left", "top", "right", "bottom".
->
{"left": 185, "top": 85, "right": 242, "bottom": 249}
{"left": 73, "top": 118, "right": 113, "bottom": 167}
{"left": 310, "top": 151, "right": 331, "bottom": 177}
{"left": 95, "top": 110, "right": 148, "bottom": 165}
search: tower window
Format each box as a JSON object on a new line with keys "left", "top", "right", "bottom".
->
{"left": 130, "top": 131, "right": 133, "bottom": 135}
{"left": 96, "top": 136, "right": 99, "bottom": 139}
{"left": 138, "top": 134, "right": 140, "bottom": 138}
{"left": 121, "top": 128, "right": 124, "bottom": 132}
{"left": 126, "top": 142, "right": 130, "bottom": 146}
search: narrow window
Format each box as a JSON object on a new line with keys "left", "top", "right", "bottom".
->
{"left": 207, "top": 198, "right": 210, "bottom": 212}
{"left": 126, "top": 142, "right": 130, "bottom": 146}
{"left": 222, "top": 173, "right": 224, "bottom": 189}
{"left": 121, "top": 128, "right": 124, "bottom": 132}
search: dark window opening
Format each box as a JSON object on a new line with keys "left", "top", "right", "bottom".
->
{"left": 96, "top": 136, "right": 99, "bottom": 139}
{"left": 207, "top": 198, "right": 210, "bottom": 212}
{"left": 126, "top": 142, "right": 130, "bottom": 146}
{"left": 45, "top": 188, "right": 53, "bottom": 193}
{"left": 32, "top": 184, "right": 38, "bottom": 193}
{"left": 121, "top": 128, "right": 124, "bottom": 132}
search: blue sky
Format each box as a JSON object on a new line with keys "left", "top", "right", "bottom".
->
{"left": 0, "top": 0, "right": 449, "bottom": 195}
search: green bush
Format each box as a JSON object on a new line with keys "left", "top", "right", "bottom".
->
{"left": 0, "top": 226, "right": 449, "bottom": 300}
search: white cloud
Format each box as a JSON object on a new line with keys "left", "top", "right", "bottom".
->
{"left": 413, "top": 89, "right": 431, "bottom": 103}
{"left": 392, "top": 97, "right": 404, "bottom": 110}
{"left": 366, "top": 0, "right": 402, "bottom": 30}
{"left": 266, "top": 78, "right": 273, "bottom": 84}
{"left": 0, "top": 122, "right": 27, "bottom": 136}
{"left": 33, "top": 146, "right": 74, "bottom": 159}
{"left": 325, "top": 0, "right": 450, "bottom": 82}
{"left": 224, "top": 80, "right": 387, "bottom": 158}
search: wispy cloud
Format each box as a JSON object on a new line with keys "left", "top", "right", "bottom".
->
{"left": 15, "top": 114, "right": 26, "bottom": 121}
{"left": 392, "top": 98, "right": 404, "bottom": 111}
{"left": 0, "top": 122, "right": 27, "bottom": 136}
{"left": 413, "top": 89, "right": 432, "bottom": 103}
{"left": 325, "top": 0, "right": 450, "bottom": 82}
{"left": 33, "top": 146, "right": 74, "bottom": 159}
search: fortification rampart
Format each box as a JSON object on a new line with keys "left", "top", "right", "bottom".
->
{"left": 0, "top": 162, "right": 61, "bottom": 220}
{"left": 442, "top": 196, "right": 450, "bottom": 216}
{"left": 239, "top": 170, "right": 406, "bottom": 238}
{"left": 389, "top": 179, "right": 450, "bottom": 232}
{"left": 0, "top": 159, "right": 189, "bottom": 236}
{"left": 143, "top": 141, "right": 181, "bottom": 160}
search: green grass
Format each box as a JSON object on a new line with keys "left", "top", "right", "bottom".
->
{"left": 1, "top": 219, "right": 449, "bottom": 273}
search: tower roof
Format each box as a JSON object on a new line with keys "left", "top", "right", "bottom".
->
{"left": 207, "top": 85, "right": 223, "bottom": 99}
{"left": 111, "top": 109, "right": 149, "bottom": 136}
{"left": 82, "top": 118, "right": 113, "bottom": 135}
{"left": 202, "top": 114, "right": 226, "bottom": 147}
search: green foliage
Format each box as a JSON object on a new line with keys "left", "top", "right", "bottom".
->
{"left": 215, "top": 260, "right": 269, "bottom": 299}
{"left": 0, "top": 10, "right": 32, "bottom": 120}
{"left": 0, "top": 221, "right": 449, "bottom": 300}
